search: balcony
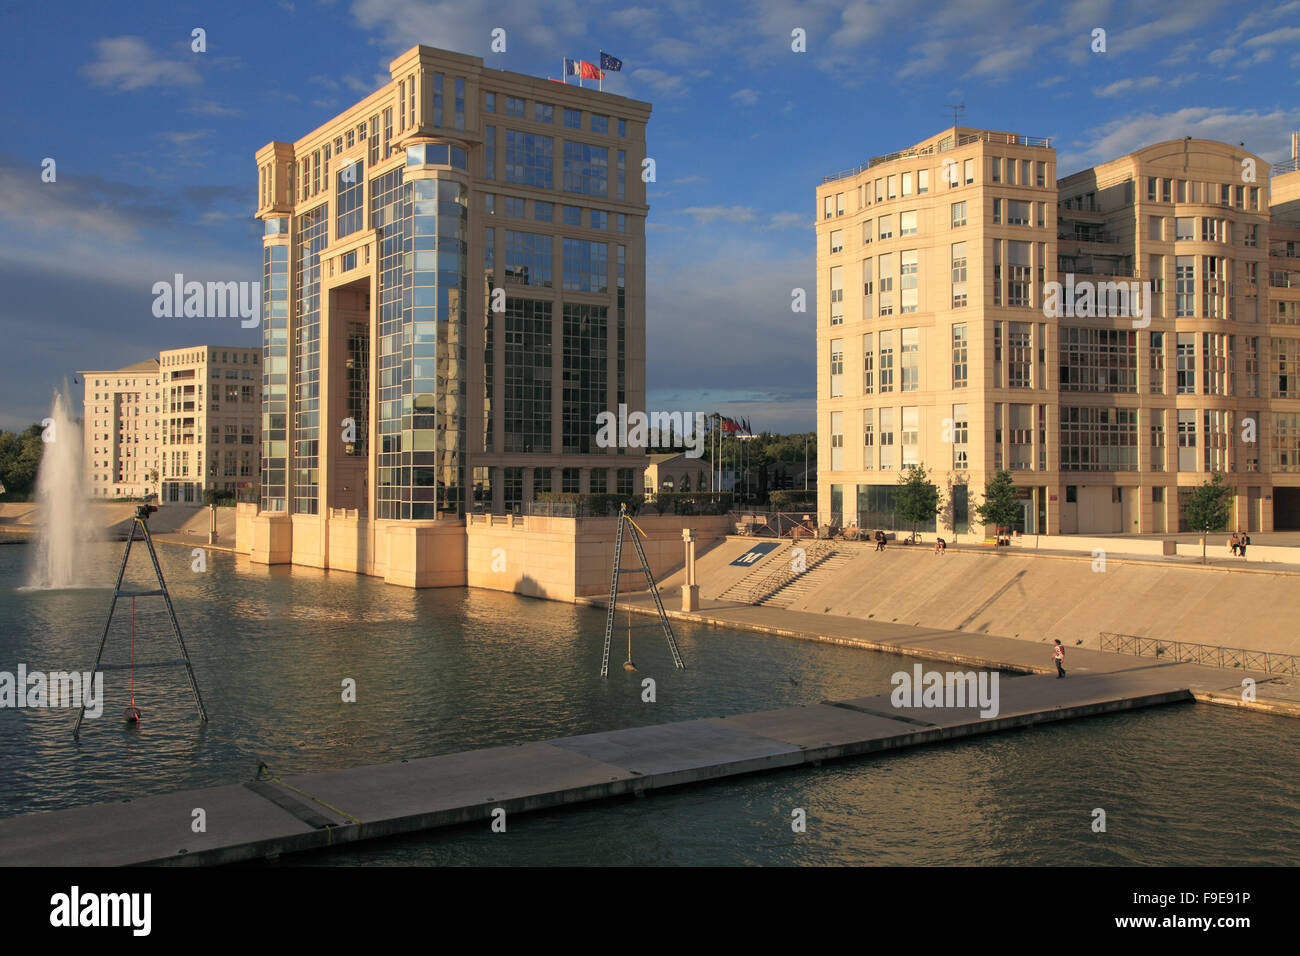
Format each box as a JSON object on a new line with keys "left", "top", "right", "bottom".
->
{"left": 821, "top": 130, "right": 1051, "bottom": 183}
{"left": 1272, "top": 156, "right": 1300, "bottom": 176}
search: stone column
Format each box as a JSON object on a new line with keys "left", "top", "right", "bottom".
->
{"left": 681, "top": 527, "right": 699, "bottom": 611}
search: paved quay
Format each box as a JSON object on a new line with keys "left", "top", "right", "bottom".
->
{"left": 583, "top": 593, "right": 1300, "bottom": 718}
{"left": 0, "top": 663, "right": 1215, "bottom": 866}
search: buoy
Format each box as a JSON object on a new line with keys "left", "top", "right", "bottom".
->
{"left": 623, "top": 660, "right": 637, "bottom": 672}
{"left": 124, "top": 705, "right": 142, "bottom": 723}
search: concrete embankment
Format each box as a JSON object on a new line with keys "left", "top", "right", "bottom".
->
{"left": 651, "top": 535, "right": 1300, "bottom": 658}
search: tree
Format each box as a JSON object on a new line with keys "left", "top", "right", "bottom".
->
{"left": 974, "top": 469, "right": 1020, "bottom": 540}
{"left": 0, "top": 424, "right": 44, "bottom": 500}
{"left": 894, "top": 464, "right": 939, "bottom": 539}
{"left": 1183, "top": 473, "right": 1233, "bottom": 564}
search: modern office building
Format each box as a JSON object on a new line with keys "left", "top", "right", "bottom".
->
{"left": 816, "top": 127, "right": 1300, "bottom": 536}
{"left": 158, "top": 345, "right": 262, "bottom": 503}
{"left": 243, "top": 45, "right": 651, "bottom": 583}
{"left": 80, "top": 359, "right": 162, "bottom": 499}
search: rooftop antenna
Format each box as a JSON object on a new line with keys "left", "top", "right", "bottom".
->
{"left": 946, "top": 102, "right": 965, "bottom": 125}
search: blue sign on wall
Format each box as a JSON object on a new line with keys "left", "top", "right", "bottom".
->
{"left": 731, "top": 542, "right": 779, "bottom": 566}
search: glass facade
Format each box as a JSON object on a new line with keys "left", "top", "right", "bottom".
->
{"left": 292, "top": 204, "right": 328, "bottom": 514}
{"left": 503, "top": 298, "right": 552, "bottom": 453}
{"left": 505, "top": 131, "right": 553, "bottom": 188}
{"left": 260, "top": 234, "right": 290, "bottom": 512}
{"left": 562, "top": 142, "right": 608, "bottom": 196}
{"left": 562, "top": 304, "right": 608, "bottom": 453}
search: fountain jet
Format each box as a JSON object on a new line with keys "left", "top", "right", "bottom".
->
{"left": 26, "top": 384, "right": 97, "bottom": 589}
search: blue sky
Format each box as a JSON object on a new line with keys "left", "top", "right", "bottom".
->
{"left": 2, "top": 0, "right": 1299, "bottom": 433}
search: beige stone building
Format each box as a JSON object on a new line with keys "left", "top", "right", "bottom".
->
{"left": 158, "top": 346, "right": 262, "bottom": 503}
{"left": 816, "top": 127, "right": 1300, "bottom": 536}
{"left": 80, "top": 360, "right": 162, "bottom": 499}
{"left": 241, "top": 45, "right": 651, "bottom": 585}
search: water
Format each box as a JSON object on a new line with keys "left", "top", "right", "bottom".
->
{"left": 24, "top": 385, "right": 98, "bottom": 590}
{"left": 1, "top": 539, "right": 1297, "bottom": 865}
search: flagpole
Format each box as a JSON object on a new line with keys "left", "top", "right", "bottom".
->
{"left": 561, "top": 57, "right": 566, "bottom": 84}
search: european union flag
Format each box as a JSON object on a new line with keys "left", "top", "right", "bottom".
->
{"left": 599, "top": 51, "right": 623, "bottom": 72}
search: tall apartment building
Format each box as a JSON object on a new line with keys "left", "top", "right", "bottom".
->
{"left": 158, "top": 346, "right": 262, "bottom": 503}
{"left": 244, "top": 45, "right": 651, "bottom": 582}
{"left": 816, "top": 127, "right": 1300, "bottom": 536}
{"left": 80, "top": 360, "right": 162, "bottom": 498}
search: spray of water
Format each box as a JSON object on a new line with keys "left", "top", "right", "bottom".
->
{"left": 26, "top": 384, "right": 98, "bottom": 589}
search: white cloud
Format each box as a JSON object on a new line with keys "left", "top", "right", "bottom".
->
{"left": 81, "top": 36, "right": 202, "bottom": 91}
{"left": 730, "top": 88, "right": 759, "bottom": 106}
{"left": 678, "top": 205, "right": 758, "bottom": 225}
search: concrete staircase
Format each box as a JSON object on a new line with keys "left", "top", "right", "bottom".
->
{"left": 719, "top": 541, "right": 839, "bottom": 605}
{"left": 759, "top": 548, "right": 856, "bottom": 608}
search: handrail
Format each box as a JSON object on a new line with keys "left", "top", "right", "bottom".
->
{"left": 1099, "top": 631, "right": 1299, "bottom": 676}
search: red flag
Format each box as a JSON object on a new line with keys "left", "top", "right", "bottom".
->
{"left": 579, "top": 60, "right": 605, "bottom": 80}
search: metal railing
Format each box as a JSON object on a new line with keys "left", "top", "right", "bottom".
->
{"left": 1272, "top": 156, "right": 1300, "bottom": 176}
{"left": 1099, "top": 631, "right": 1300, "bottom": 676}
{"left": 822, "top": 132, "right": 1050, "bottom": 184}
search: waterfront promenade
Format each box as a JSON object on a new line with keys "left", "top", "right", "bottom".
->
{"left": 0, "top": 660, "right": 1227, "bottom": 866}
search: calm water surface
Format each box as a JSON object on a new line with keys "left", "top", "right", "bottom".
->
{"left": 0, "top": 539, "right": 1296, "bottom": 865}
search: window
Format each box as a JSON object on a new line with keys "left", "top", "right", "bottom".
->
{"left": 1202, "top": 217, "right": 1221, "bottom": 243}
{"left": 900, "top": 249, "right": 918, "bottom": 314}
{"left": 951, "top": 403, "right": 969, "bottom": 468}
{"left": 591, "top": 113, "right": 608, "bottom": 134}
{"left": 564, "top": 108, "right": 581, "bottom": 128}
{"left": 862, "top": 259, "right": 874, "bottom": 319}
{"left": 1060, "top": 406, "right": 1139, "bottom": 471}
{"left": 618, "top": 118, "right": 627, "bottom": 137}
{"left": 1177, "top": 409, "right": 1197, "bottom": 472}
{"left": 830, "top": 412, "right": 844, "bottom": 471}
{"left": 879, "top": 407, "right": 894, "bottom": 469}
{"left": 484, "top": 126, "right": 495, "bottom": 178}
{"left": 504, "top": 131, "right": 554, "bottom": 188}
{"left": 900, "top": 210, "right": 917, "bottom": 236}
{"left": 1245, "top": 336, "right": 1259, "bottom": 397}
{"left": 830, "top": 339, "right": 844, "bottom": 397}
{"left": 918, "top": 169, "right": 929, "bottom": 194}
{"left": 879, "top": 253, "right": 894, "bottom": 316}
{"left": 562, "top": 238, "right": 608, "bottom": 292}
{"left": 1175, "top": 256, "right": 1195, "bottom": 317}
{"left": 993, "top": 241, "right": 1001, "bottom": 306}
{"left": 1059, "top": 327, "right": 1137, "bottom": 392}
{"left": 1008, "top": 200, "right": 1030, "bottom": 225}
{"left": 503, "top": 230, "right": 553, "bottom": 287}
{"left": 1176, "top": 332, "right": 1196, "bottom": 393}
{"left": 993, "top": 198, "right": 1001, "bottom": 224}
{"left": 879, "top": 330, "right": 894, "bottom": 391}
{"left": 836, "top": 192, "right": 845, "bottom": 216}
{"left": 887, "top": 175, "right": 897, "bottom": 199}
{"left": 862, "top": 409, "right": 874, "bottom": 468}
{"left": 1274, "top": 336, "right": 1300, "bottom": 398}
{"left": 951, "top": 242, "right": 968, "bottom": 308}
{"left": 588, "top": 209, "right": 606, "bottom": 230}
{"left": 1036, "top": 161, "right": 1046, "bottom": 187}
{"left": 829, "top": 265, "right": 844, "bottom": 325}
{"left": 534, "top": 201, "right": 553, "bottom": 222}
{"left": 902, "top": 172, "right": 913, "bottom": 196}
{"left": 485, "top": 92, "right": 495, "bottom": 113}
{"left": 1150, "top": 331, "right": 1165, "bottom": 393}
{"left": 901, "top": 407, "right": 920, "bottom": 466}
{"left": 1148, "top": 215, "right": 1163, "bottom": 241}
{"left": 1008, "top": 322, "right": 1032, "bottom": 387}
{"left": 951, "top": 201, "right": 966, "bottom": 228}
{"left": 862, "top": 219, "right": 873, "bottom": 244}
{"left": 878, "top": 214, "right": 893, "bottom": 240}
{"left": 991, "top": 157, "right": 1001, "bottom": 183}
{"left": 504, "top": 196, "right": 525, "bottom": 217}
{"left": 963, "top": 158, "right": 974, "bottom": 184}
{"left": 863, "top": 333, "right": 874, "bottom": 393}
{"left": 1008, "top": 241, "right": 1032, "bottom": 308}
{"left": 335, "top": 160, "right": 365, "bottom": 237}
{"left": 1175, "top": 217, "right": 1194, "bottom": 241}
{"left": 563, "top": 205, "right": 581, "bottom": 226}
{"left": 1008, "top": 404, "right": 1032, "bottom": 470}
{"left": 824, "top": 196, "right": 833, "bottom": 220}
{"left": 563, "top": 142, "right": 608, "bottom": 195}
{"left": 506, "top": 97, "right": 525, "bottom": 118}
{"left": 1150, "top": 409, "right": 1165, "bottom": 471}
{"left": 1147, "top": 176, "right": 1158, "bottom": 201}
{"left": 1243, "top": 224, "right": 1258, "bottom": 248}
{"left": 830, "top": 229, "right": 843, "bottom": 253}
{"left": 901, "top": 327, "right": 919, "bottom": 391}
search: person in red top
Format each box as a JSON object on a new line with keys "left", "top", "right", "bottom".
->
{"left": 1053, "top": 639, "right": 1066, "bottom": 679}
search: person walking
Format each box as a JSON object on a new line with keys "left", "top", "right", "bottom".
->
{"left": 1052, "top": 639, "right": 1066, "bottom": 679}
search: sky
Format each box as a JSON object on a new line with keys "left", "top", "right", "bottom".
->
{"left": 1, "top": 0, "right": 1299, "bottom": 433}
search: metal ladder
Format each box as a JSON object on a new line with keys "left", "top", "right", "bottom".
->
{"left": 600, "top": 505, "right": 685, "bottom": 677}
{"left": 73, "top": 512, "right": 208, "bottom": 738}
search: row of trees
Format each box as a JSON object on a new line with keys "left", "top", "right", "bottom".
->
{"left": 892, "top": 464, "right": 1236, "bottom": 547}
